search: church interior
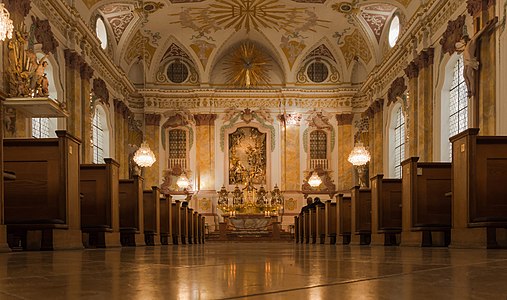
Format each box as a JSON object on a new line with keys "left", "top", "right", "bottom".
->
{"left": 1, "top": 0, "right": 507, "bottom": 298}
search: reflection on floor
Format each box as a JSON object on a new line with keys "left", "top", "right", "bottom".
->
{"left": 1, "top": 242, "right": 507, "bottom": 299}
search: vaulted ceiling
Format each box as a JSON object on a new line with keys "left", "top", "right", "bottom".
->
{"left": 75, "top": 0, "right": 419, "bottom": 88}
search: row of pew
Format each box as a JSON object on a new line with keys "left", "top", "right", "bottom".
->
{"left": 295, "top": 128, "right": 507, "bottom": 248}
{"left": 2, "top": 130, "right": 205, "bottom": 250}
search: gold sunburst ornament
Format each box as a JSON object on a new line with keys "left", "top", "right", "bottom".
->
{"left": 223, "top": 42, "right": 271, "bottom": 88}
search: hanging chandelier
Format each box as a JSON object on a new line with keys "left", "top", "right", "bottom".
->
{"left": 133, "top": 141, "right": 156, "bottom": 167}
{"left": 308, "top": 171, "right": 323, "bottom": 187}
{"left": 0, "top": 4, "right": 13, "bottom": 41}
{"left": 348, "top": 143, "right": 371, "bottom": 166}
{"left": 176, "top": 172, "right": 190, "bottom": 189}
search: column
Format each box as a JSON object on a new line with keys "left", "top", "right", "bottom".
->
{"left": 416, "top": 49, "right": 434, "bottom": 161}
{"left": 194, "top": 114, "right": 217, "bottom": 192}
{"left": 80, "top": 63, "right": 94, "bottom": 163}
{"left": 280, "top": 117, "right": 301, "bottom": 191}
{"left": 64, "top": 50, "right": 83, "bottom": 139}
{"left": 336, "top": 114, "right": 353, "bottom": 191}
{"left": 373, "top": 99, "right": 384, "bottom": 175}
{"left": 144, "top": 113, "right": 161, "bottom": 188}
{"left": 404, "top": 62, "right": 419, "bottom": 157}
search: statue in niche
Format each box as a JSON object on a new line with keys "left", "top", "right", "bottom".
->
{"left": 455, "top": 18, "right": 497, "bottom": 98}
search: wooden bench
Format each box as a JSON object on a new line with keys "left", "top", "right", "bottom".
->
{"left": 401, "top": 157, "right": 451, "bottom": 247}
{"left": 119, "top": 175, "right": 145, "bottom": 246}
{"left": 171, "top": 200, "right": 182, "bottom": 244}
{"left": 325, "top": 200, "right": 337, "bottom": 244}
{"left": 294, "top": 215, "right": 300, "bottom": 243}
{"left": 451, "top": 128, "right": 507, "bottom": 248}
{"left": 80, "top": 158, "right": 120, "bottom": 248}
{"left": 371, "top": 175, "right": 402, "bottom": 246}
{"left": 309, "top": 200, "right": 326, "bottom": 244}
{"left": 336, "top": 194, "right": 351, "bottom": 245}
{"left": 4, "top": 131, "right": 82, "bottom": 250}
{"left": 159, "top": 195, "right": 173, "bottom": 245}
{"left": 351, "top": 186, "right": 372, "bottom": 245}
{"left": 143, "top": 186, "right": 161, "bottom": 246}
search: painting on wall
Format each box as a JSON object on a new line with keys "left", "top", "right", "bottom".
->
{"left": 228, "top": 127, "right": 266, "bottom": 185}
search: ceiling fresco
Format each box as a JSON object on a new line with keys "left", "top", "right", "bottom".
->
{"left": 83, "top": 0, "right": 418, "bottom": 85}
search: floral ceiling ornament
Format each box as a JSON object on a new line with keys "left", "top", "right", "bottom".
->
{"left": 223, "top": 42, "right": 271, "bottom": 88}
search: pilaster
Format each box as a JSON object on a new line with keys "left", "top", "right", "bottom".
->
{"left": 145, "top": 113, "right": 161, "bottom": 187}
{"left": 404, "top": 62, "right": 419, "bottom": 157}
{"left": 280, "top": 116, "right": 301, "bottom": 191}
{"left": 81, "top": 63, "right": 93, "bottom": 163}
{"left": 336, "top": 114, "right": 353, "bottom": 191}
{"left": 64, "top": 49, "right": 83, "bottom": 139}
{"left": 194, "top": 114, "right": 217, "bottom": 191}
{"left": 416, "top": 48, "right": 434, "bottom": 161}
{"left": 373, "top": 99, "right": 384, "bottom": 175}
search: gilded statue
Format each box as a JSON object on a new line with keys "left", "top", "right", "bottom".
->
{"left": 7, "top": 30, "right": 50, "bottom": 98}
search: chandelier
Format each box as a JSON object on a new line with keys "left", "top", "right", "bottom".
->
{"left": 307, "top": 171, "right": 322, "bottom": 187}
{"left": 176, "top": 172, "right": 190, "bottom": 189}
{"left": 133, "top": 141, "right": 156, "bottom": 167}
{"left": 347, "top": 143, "right": 371, "bottom": 166}
{"left": 0, "top": 4, "right": 13, "bottom": 41}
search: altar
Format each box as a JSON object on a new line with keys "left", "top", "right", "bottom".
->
{"left": 219, "top": 214, "right": 281, "bottom": 240}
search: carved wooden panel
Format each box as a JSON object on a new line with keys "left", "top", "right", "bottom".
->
{"left": 80, "top": 167, "right": 110, "bottom": 228}
{"left": 339, "top": 196, "right": 351, "bottom": 235}
{"left": 119, "top": 177, "right": 143, "bottom": 230}
{"left": 355, "top": 189, "right": 372, "bottom": 233}
{"left": 379, "top": 179, "right": 402, "bottom": 231}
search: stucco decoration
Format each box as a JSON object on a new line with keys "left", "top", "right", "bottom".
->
{"left": 156, "top": 43, "right": 199, "bottom": 84}
{"left": 30, "top": 16, "right": 59, "bottom": 54}
{"left": 223, "top": 42, "right": 271, "bottom": 88}
{"left": 440, "top": 15, "right": 466, "bottom": 55}
{"left": 359, "top": 4, "right": 396, "bottom": 43}
{"left": 340, "top": 29, "right": 372, "bottom": 66}
{"left": 296, "top": 45, "right": 340, "bottom": 84}
{"left": 100, "top": 4, "right": 135, "bottom": 43}
{"left": 280, "top": 33, "right": 306, "bottom": 69}
{"left": 387, "top": 76, "right": 407, "bottom": 105}
{"left": 125, "top": 30, "right": 157, "bottom": 68}
{"left": 92, "top": 78, "right": 110, "bottom": 105}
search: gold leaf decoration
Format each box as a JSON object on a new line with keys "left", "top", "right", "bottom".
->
{"left": 223, "top": 42, "right": 271, "bottom": 88}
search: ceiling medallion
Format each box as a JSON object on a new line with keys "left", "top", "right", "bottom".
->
{"left": 332, "top": 2, "right": 354, "bottom": 14}
{"left": 223, "top": 42, "right": 271, "bottom": 88}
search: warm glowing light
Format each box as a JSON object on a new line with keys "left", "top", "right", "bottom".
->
{"left": 348, "top": 143, "right": 371, "bottom": 166}
{"left": 0, "top": 4, "right": 14, "bottom": 41}
{"left": 176, "top": 173, "right": 190, "bottom": 189}
{"left": 308, "top": 171, "right": 322, "bottom": 187}
{"left": 133, "top": 141, "right": 156, "bottom": 167}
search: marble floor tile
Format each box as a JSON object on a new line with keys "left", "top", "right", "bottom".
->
{"left": 0, "top": 243, "right": 506, "bottom": 299}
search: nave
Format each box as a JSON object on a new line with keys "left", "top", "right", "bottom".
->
{"left": 1, "top": 242, "right": 507, "bottom": 299}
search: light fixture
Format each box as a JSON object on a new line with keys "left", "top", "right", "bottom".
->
{"left": 133, "top": 141, "right": 156, "bottom": 167}
{"left": 347, "top": 142, "right": 371, "bottom": 166}
{"left": 308, "top": 171, "right": 322, "bottom": 188}
{"left": 176, "top": 172, "right": 190, "bottom": 189}
{"left": 348, "top": 142, "right": 371, "bottom": 188}
{"left": 0, "top": 4, "right": 13, "bottom": 41}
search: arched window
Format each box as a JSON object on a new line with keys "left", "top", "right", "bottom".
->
{"left": 448, "top": 55, "right": 468, "bottom": 160}
{"left": 95, "top": 17, "right": 108, "bottom": 50}
{"left": 92, "top": 105, "right": 110, "bottom": 163}
{"left": 388, "top": 15, "right": 400, "bottom": 47}
{"left": 32, "top": 117, "right": 57, "bottom": 138}
{"left": 389, "top": 105, "right": 405, "bottom": 178}
{"left": 167, "top": 129, "right": 187, "bottom": 170}
{"left": 309, "top": 130, "right": 328, "bottom": 170}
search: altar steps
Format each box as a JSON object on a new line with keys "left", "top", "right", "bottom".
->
{"left": 206, "top": 231, "right": 293, "bottom": 242}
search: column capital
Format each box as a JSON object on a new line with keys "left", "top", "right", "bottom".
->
{"left": 336, "top": 114, "right": 353, "bottom": 125}
{"left": 194, "top": 114, "right": 217, "bottom": 126}
{"left": 404, "top": 61, "right": 419, "bottom": 79}
{"left": 145, "top": 113, "right": 161, "bottom": 126}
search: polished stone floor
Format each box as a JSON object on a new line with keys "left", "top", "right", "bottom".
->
{"left": 1, "top": 242, "right": 507, "bottom": 299}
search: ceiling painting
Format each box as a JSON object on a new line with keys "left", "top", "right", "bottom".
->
{"left": 125, "top": 30, "right": 158, "bottom": 68}
{"left": 359, "top": 4, "right": 396, "bottom": 43}
{"left": 340, "top": 29, "right": 372, "bottom": 67}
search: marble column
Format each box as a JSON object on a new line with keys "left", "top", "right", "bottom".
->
{"left": 280, "top": 118, "right": 301, "bottom": 192}
{"left": 194, "top": 114, "right": 217, "bottom": 192}
{"left": 80, "top": 64, "right": 94, "bottom": 164}
{"left": 64, "top": 50, "right": 83, "bottom": 139}
{"left": 144, "top": 114, "right": 161, "bottom": 188}
{"left": 365, "top": 107, "right": 375, "bottom": 183}
{"left": 373, "top": 99, "right": 384, "bottom": 175}
{"left": 404, "top": 62, "right": 419, "bottom": 157}
{"left": 336, "top": 114, "right": 353, "bottom": 191}
{"left": 114, "top": 99, "right": 127, "bottom": 179}
{"left": 416, "top": 49, "right": 434, "bottom": 161}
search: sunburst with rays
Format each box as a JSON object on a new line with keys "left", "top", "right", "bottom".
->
{"left": 223, "top": 42, "right": 271, "bottom": 88}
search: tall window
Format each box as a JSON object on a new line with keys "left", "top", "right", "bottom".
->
{"left": 92, "top": 106, "right": 109, "bottom": 164}
{"left": 393, "top": 106, "right": 405, "bottom": 178}
{"left": 168, "top": 129, "right": 187, "bottom": 169}
{"left": 32, "top": 118, "right": 50, "bottom": 138}
{"left": 309, "top": 130, "right": 328, "bottom": 170}
{"left": 448, "top": 55, "right": 468, "bottom": 160}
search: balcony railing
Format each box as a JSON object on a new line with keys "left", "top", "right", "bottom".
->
{"left": 168, "top": 158, "right": 187, "bottom": 170}
{"left": 310, "top": 159, "right": 328, "bottom": 170}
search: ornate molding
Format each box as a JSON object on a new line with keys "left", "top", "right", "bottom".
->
{"left": 194, "top": 114, "right": 217, "bottom": 126}
{"left": 64, "top": 49, "right": 83, "bottom": 70}
{"left": 5, "top": 0, "right": 31, "bottom": 22}
{"left": 31, "top": 16, "right": 59, "bottom": 54}
{"left": 404, "top": 62, "right": 419, "bottom": 79}
{"left": 440, "top": 15, "right": 466, "bottom": 56}
{"left": 80, "top": 63, "right": 94, "bottom": 81}
{"left": 336, "top": 114, "right": 353, "bottom": 126}
{"left": 93, "top": 78, "right": 109, "bottom": 105}
{"left": 145, "top": 113, "right": 161, "bottom": 126}
{"left": 373, "top": 98, "right": 384, "bottom": 113}
{"left": 416, "top": 48, "right": 435, "bottom": 69}
{"left": 387, "top": 77, "right": 407, "bottom": 105}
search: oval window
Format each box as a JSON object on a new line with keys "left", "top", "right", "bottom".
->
{"left": 167, "top": 61, "right": 189, "bottom": 83}
{"left": 388, "top": 15, "right": 400, "bottom": 47}
{"left": 307, "top": 61, "right": 328, "bottom": 83}
{"left": 96, "top": 18, "right": 108, "bottom": 50}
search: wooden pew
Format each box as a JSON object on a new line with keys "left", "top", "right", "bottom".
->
{"left": 200, "top": 215, "right": 206, "bottom": 244}
{"left": 451, "top": 128, "right": 507, "bottom": 248}
{"left": 193, "top": 211, "right": 199, "bottom": 244}
{"left": 371, "top": 175, "right": 402, "bottom": 246}
{"left": 336, "top": 194, "right": 351, "bottom": 245}
{"left": 171, "top": 200, "right": 182, "bottom": 244}
{"left": 119, "top": 175, "right": 145, "bottom": 246}
{"left": 180, "top": 202, "right": 189, "bottom": 244}
{"left": 159, "top": 195, "right": 173, "bottom": 245}
{"left": 401, "top": 157, "right": 451, "bottom": 247}
{"left": 325, "top": 200, "right": 337, "bottom": 244}
{"left": 315, "top": 202, "right": 326, "bottom": 244}
{"left": 80, "top": 158, "right": 120, "bottom": 248}
{"left": 143, "top": 186, "right": 161, "bottom": 246}
{"left": 294, "top": 216, "right": 299, "bottom": 243}
{"left": 3, "top": 131, "right": 82, "bottom": 250}
{"left": 351, "top": 186, "right": 372, "bottom": 245}
{"left": 187, "top": 207, "right": 194, "bottom": 244}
